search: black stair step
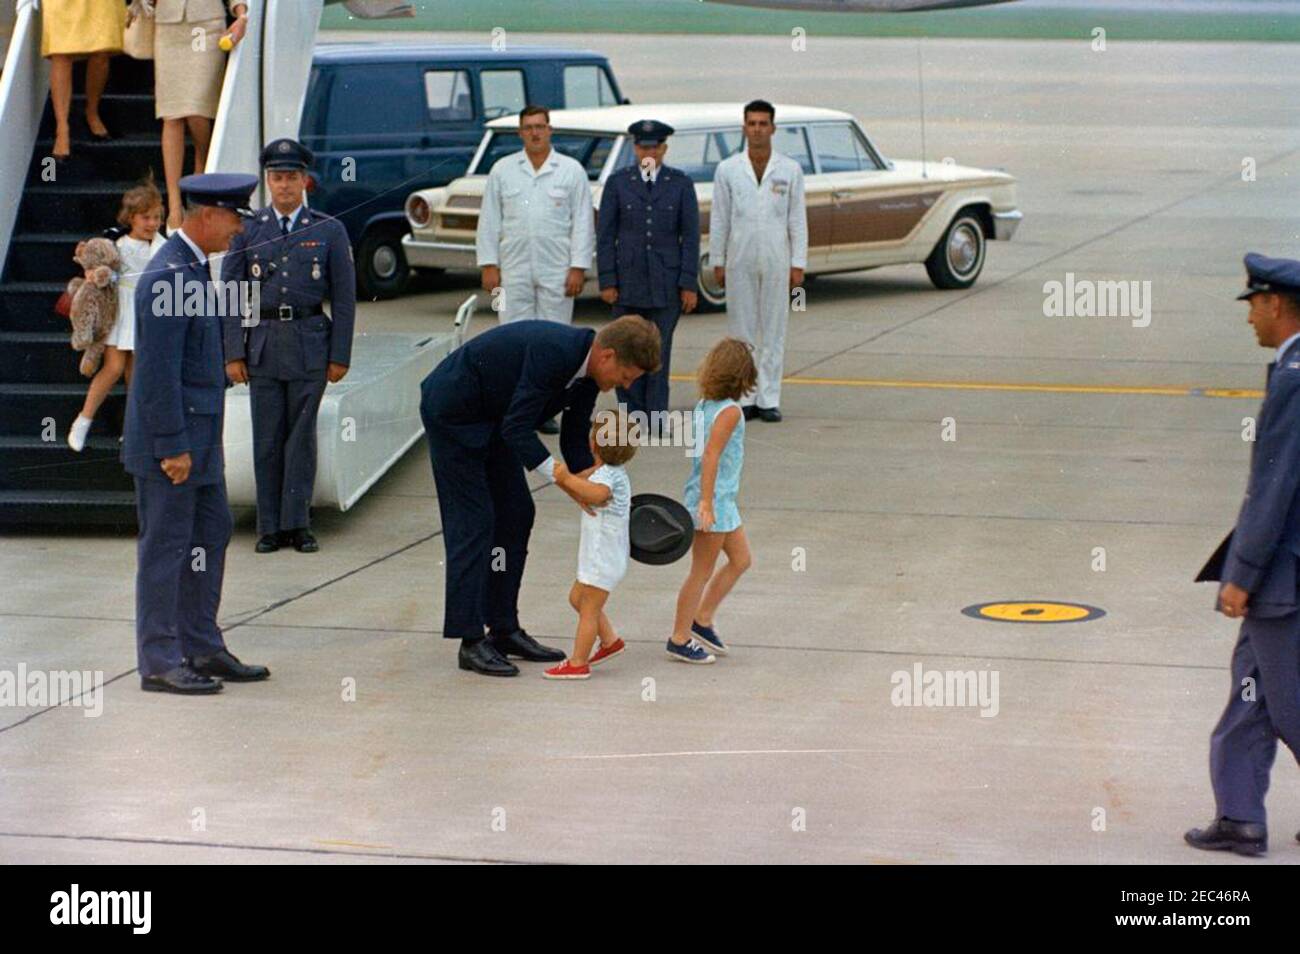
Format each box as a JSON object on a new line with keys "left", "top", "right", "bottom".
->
{"left": 0, "top": 280, "right": 69, "bottom": 330}
{"left": 0, "top": 382, "right": 126, "bottom": 436}
{"left": 0, "top": 331, "right": 93, "bottom": 384}
{"left": 0, "top": 435, "right": 133, "bottom": 492}
{"left": 5, "top": 233, "right": 90, "bottom": 284}
{"left": 0, "top": 489, "right": 138, "bottom": 528}
{"left": 19, "top": 182, "right": 148, "bottom": 235}
{"left": 4, "top": 225, "right": 173, "bottom": 284}
{"left": 27, "top": 136, "right": 168, "bottom": 188}
{"left": 38, "top": 92, "right": 161, "bottom": 140}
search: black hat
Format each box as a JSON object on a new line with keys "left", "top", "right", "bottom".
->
{"left": 260, "top": 137, "right": 314, "bottom": 171}
{"left": 178, "top": 172, "right": 258, "bottom": 218}
{"left": 1238, "top": 252, "right": 1300, "bottom": 301}
{"left": 629, "top": 493, "right": 694, "bottom": 565}
{"left": 628, "top": 119, "right": 674, "bottom": 146}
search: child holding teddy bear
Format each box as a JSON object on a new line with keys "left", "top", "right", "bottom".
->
{"left": 67, "top": 180, "right": 165, "bottom": 452}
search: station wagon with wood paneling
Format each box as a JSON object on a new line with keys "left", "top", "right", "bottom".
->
{"left": 401, "top": 102, "right": 1021, "bottom": 306}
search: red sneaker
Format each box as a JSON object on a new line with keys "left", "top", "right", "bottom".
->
{"left": 589, "top": 638, "right": 625, "bottom": 667}
{"left": 543, "top": 660, "right": 591, "bottom": 680}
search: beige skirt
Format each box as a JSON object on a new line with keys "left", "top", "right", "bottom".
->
{"left": 42, "top": 0, "right": 125, "bottom": 57}
{"left": 154, "top": 19, "right": 228, "bottom": 119}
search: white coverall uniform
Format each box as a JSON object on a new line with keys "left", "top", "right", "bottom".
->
{"left": 476, "top": 148, "right": 595, "bottom": 323}
{"left": 708, "top": 149, "right": 808, "bottom": 409}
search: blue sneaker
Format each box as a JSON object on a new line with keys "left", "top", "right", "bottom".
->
{"left": 665, "top": 637, "right": 716, "bottom": 664}
{"left": 691, "top": 621, "right": 727, "bottom": 655}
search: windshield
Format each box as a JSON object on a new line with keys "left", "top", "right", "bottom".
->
{"left": 472, "top": 131, "right": 618, "bottom": 180}
{"left": 606, "top": 128, "right": 816, "bottom": 182}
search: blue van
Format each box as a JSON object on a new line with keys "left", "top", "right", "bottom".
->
{"left": 299, "top": 43, "right": 627, "bottom": 298}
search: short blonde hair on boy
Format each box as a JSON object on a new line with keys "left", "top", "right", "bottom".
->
{"left": 591, "top": 409, "right": 639, "bottom": 467}
{"left": 697, "top": 337, "right": 758, "bottom": 401}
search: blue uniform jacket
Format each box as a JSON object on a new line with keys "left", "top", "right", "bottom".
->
{"left": 1220, "top": 351, "right": 1300, "bottom": 617}
{"left": 420, "top": 320, "right": 598, "bottom": 473}
{"left": 121, "top": 233, "right": 227, "bottom": 485}
{"left": 220, "top": 205, "right": 356, "bottom": 373}
{"left": 597, "top": 164, "right": 699, "bottom": 309}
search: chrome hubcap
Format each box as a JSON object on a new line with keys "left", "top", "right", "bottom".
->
{"left": 698, "top": 254, "right": 725, "bottom": 303}
{"left": 373, "top": 245, "right": 398, "bottom": 279}
{"left": 947, "top": 223, "right": 980, "bottom": 276}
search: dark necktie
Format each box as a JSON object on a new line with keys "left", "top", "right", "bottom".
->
{"left": 280, "top": 215, "right": 290, "bottom": 236}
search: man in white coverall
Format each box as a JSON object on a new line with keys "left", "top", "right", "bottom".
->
{"left": 709, "top": 99, "right": 808, "bottom": 423}
{"left": 477, "top": 104, "right": 595, "bottom": 326}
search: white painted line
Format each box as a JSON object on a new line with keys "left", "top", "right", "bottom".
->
{"left": 557, "top": 748, "right": 872, "bottom": 761}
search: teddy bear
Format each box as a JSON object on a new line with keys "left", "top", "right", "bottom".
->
{"left": 65, "top": 237, "right": 120, "bottom": 377}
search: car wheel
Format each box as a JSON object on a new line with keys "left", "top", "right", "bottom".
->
{"left": 696, "top": 250, "right": 725, "bottom": 311}
{"left": 357, "top": 225, "right": 412, "bottom": 300}
{"left": 925, "top": 212, "right": 986, "bottom": 290}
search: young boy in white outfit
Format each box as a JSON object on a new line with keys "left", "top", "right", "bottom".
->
{"left": 546, "top": 410, "right": 639, "bottom": 680}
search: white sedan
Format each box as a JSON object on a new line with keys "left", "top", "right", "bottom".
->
{"left": 402, "top": 102, "right": 1021, "bottom": 305}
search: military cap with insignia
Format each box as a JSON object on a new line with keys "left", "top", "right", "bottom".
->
{"left": 628, "top": 119, "right": 675, "bottom": 146}
{"left": 1238, "top": 252, "right": 1300, "bottom": 301}
{"left": 260, "top": 137, "right": 314, "bottom": 171}
{"left": 179, "top": 172, "right": 258, "bottom": 217}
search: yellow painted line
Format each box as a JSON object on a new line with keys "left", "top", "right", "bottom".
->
{"left": 668, "top": 374, "right": 1262, "bottom": 399}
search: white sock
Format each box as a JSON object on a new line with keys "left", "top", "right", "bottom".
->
{"left": 67, "top": 414, "right": 92, "bottom": 452}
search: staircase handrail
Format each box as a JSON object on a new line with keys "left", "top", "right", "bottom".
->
{"left": 0, "top": 0, "right": 50, "bottom": 271}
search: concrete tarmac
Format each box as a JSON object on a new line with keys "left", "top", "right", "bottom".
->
{"left": 3, "top": 34, "right": 1299, "bottom": 863}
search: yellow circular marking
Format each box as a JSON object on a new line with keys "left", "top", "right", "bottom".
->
{"left": 962, "top": 601, "right": 1104, "bottom": 624}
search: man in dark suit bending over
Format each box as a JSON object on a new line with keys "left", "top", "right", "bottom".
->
{"left": 419, "top": 315, "right": 661, "bottom": 676}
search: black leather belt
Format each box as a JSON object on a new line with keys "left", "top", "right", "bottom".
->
{"left": 260, "top": 305, "right": 322, "bottom": 322}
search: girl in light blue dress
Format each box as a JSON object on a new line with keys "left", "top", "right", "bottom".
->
{"left": 670, "top": 338, "right": 758, "bottom": 664}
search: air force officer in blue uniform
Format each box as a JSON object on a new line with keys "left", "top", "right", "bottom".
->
{"left": 419, "top": 315, "right": 661, "bottom": 676}
{"left": 1186, "top": 254, "right": 1300, "bottom": 855}
{"left": 222, "top": 138, "right": 356, "bottom": 555}
{"left": 597, "top": 120, "right": 699, "bottom": 421}
{"left": 122, "top": 173, "right": 270, "bottom": 695}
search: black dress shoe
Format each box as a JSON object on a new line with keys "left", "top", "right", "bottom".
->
{"left": 1184, "top": 818, "right": 1267, "bottom": 856}
{"left": 742, "top": 405, "right": 758, "bottom": 421}
{"left": 190, "top": 650, "right": 270, "bottom": 682}
{"left": 757, "top": 406, "right": 782, "bottom": 423}
{"left": 255, "top": 533, "right": 280, "bottom": 553}
{"left": 290, "top": 529, "right": 319, "bottom": 553}
{"left": 537, "top": 417, "right": 560, "bottom": 435}
{"left": 141, "top": 665, "right": 222, "bottom": 695}
{"left": 488, "top": 628, "right": 566, "bottom": 662}
{"left": 458, "top": 639, "right": 519, "bottom": 676}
